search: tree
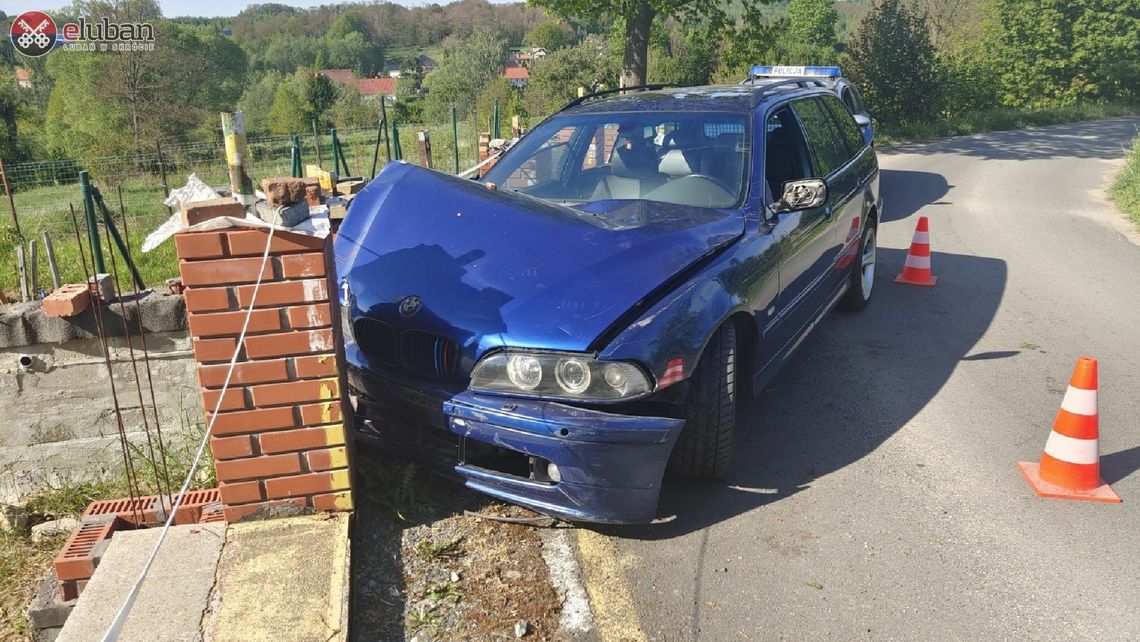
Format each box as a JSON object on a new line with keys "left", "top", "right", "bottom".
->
{"left": 985, "top": 0, "right": 1139, "bottom": 108}
{"left": 0, "top": 68, "right": 23, "bottom": 161}
{"left": 422, "top": 30, "right": 508, "bottom": 122}
{"left": 525, "top": 19, "right": 576, "bottom": 51}
{"left": 787, "top": 0, "right": 838, "bottom": 52}
{"left": 327, "top": 85, "right": 380, "bottom": 129}
{"left": 845, "top": 0, "right": 940, "bottom": 125}
{"left": 531, "top": 0, "right": 761, "bottom": 88}
{"left": 238, "top": 71, "right": 285, "bottom": 133}
{"left": 303, "top": 72, "right": 339, "bottom": 123}
{"left": 266, "top": 75, "right": 310, "bottom": 134}
{"left": 323, "top": 11, "right": 384, "bottom": 76}
{"left": 524, "top": 36, "right": 619, "bottom": 115}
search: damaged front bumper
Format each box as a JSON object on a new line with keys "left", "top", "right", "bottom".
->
{"left": 346, "top": 362, "right": 685, "bottom": 524}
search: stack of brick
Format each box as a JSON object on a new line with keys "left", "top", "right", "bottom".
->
{"left": 175, "top": 228, "right": 352, "bottom": 522}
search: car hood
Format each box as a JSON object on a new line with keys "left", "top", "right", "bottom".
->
{"left": 334, "top": 163, "right": 743, "bottom": 358}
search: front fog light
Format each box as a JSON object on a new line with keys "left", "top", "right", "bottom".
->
{"left": 603, "top": 363, "right": 627, "bottom": 393}
{"left": 555, "top": 358, "right": 591, "bottom": 394}
{"left": 547, "top": 462, "right": 561, "bottom": 483}
{"left": 507, "top": 355, "right": 543, "bottom": 390}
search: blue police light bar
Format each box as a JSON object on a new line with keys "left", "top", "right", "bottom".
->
{"left": 751, "top": 65, "right": 841, "bottom": 78}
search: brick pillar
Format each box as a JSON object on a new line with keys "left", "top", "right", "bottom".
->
{"left": 175, "top": 228, "right": 353, "bottom": 522}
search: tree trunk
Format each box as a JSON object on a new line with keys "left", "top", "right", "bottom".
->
{"left": 621, "top": 0, "right": 655, "bottom": 90}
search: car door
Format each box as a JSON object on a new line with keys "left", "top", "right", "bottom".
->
{"left": 760, "top": 102, "right": 840, "bottom": 361}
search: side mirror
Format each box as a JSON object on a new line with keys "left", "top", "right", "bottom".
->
{"left": 853, "top": 114, "right": 872, "bottom": 128}
{"left": 774, "top": 178, "right": 828, "bottom": 213}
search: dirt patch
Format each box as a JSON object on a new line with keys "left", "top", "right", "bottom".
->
{"left": 352, "top": 448, "right": 563, "bottom": 641}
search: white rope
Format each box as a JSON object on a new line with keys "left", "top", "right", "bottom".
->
{"left": 456, "top": 147, "right": 507, "bottom": 178}
{"left": 101, "top": 218, "right": 279, "bottom": 641}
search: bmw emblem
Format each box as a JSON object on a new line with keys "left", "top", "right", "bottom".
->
{"left": 398, "top": 295, "right": 423, "bottom": 317}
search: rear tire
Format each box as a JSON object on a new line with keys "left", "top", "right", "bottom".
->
{"left": 841, "top": 220, "right": 876, "bottom": 312}
{"left": 668, "top": 323, "right": 736, "bottom": 479}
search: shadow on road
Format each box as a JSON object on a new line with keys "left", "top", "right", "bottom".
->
{"left": 1101, "top": 445, "right": 1140, "bottom": 486}
{"left": 879, "top": 169, "right": 950, "bottom": 222}
{"left": 616, "top": 247, "right": 1007, "bottom": 540}
{"left": 883, "top": 118, "right": 1140, "bottom": 161}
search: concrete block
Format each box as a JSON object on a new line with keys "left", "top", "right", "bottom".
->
{"left": 42, "top": 285, "right": 92, "bottom": 318}
{"left": 87, "top": 274, "right": 114, "bottom": 303}
{"left": 260, "top": 177, "right": 307, "bottom": 207}
{"left": 181, "top": 198, "right": 244, "bottom": 227}
{"left": 254, "top": 200, "right": 310, "bottom": 227}
{"left": 27, "top": 571, "right": 76, "bottom": 630}
{"left": 31, "top": 517, "right": 77, "bottom": 543}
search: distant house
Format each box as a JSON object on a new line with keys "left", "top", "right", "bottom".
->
{"left": 503, "top": 63, "right": 529, "bottom": 88}
{"left": 14, "top": 68, "right": 33, "bottom": 89}
{"left": 317, "top": 69, "right": 397, "bottom": 100}
{"left": 507, "top": 47, "right": 547, "bottom": 67}
{"left": 388, "top": 54, "right": 438, "bottom": 78}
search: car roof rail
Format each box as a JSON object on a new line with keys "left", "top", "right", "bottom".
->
{"left": 556, "top": 83, "right": 675, "bottom": 113}
{"left": 745, "top": 77, "right": 829, "bottom": 106}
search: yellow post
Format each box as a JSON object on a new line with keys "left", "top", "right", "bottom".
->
{"left": 221, "top": 112, "right": 255, "bottom": 207}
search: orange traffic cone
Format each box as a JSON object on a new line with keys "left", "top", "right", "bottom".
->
{"left": 894, "top": 216, "right": 937, "bottom": 286}
{"left": 1017, "top": 356, "right": 1121, "bottom": 503}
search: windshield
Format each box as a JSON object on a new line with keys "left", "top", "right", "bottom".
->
{"left": 481, "top": 111, "right": 749, "bottom": 209}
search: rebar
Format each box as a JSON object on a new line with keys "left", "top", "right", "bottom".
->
{"left": 117, "top": 185, "right": 173, "bottom": 497}
{"left": 69, "top": 202, "right": 144, "bottom": 524}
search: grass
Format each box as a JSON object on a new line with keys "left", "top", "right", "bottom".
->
{"left": 1110, "top": 131, "right": 1140, "bottom": 228}
{"left": 0, "top": 529, "right": 66, "bottom": 639}
{"left": 876, "top": 101, "right": 1138, "bottom": 146}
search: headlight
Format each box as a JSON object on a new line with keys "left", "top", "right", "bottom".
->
{"left": 470, "top": 351, "right": 651, "bottom": 400}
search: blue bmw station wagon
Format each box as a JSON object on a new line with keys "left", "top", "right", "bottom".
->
{"left": 335, "top": 78, "right": 882, "bottom": 523}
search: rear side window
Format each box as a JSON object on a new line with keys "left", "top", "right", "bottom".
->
{"left": 841, "top": 86, "right": 865, "bottom": 114}
{"left": 822, "top": 95, "right": 867, "bottom": 155}
{"left": 791, "top": 98, "right": 850, "bottom": 177}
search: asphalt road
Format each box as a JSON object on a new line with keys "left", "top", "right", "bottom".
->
{"left": 582, "top": 118, "right": 1140, "bottom": 641}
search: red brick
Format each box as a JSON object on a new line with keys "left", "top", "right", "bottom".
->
{"left": 223, "top": 498, "right": 306, "bottom": 522}
{"left": 285, "top": 304, "right": 332, "bottom": 329}
{"left": 215, "top": 453, "right": 301, "bottom": 482}
{"left": 250, "top": 378, "right": 338, "bottom": 407}
{"left": 208, "top": 406, "right": 297, "bottom": 436}
{"left": 193, "top": 337, "right": 238, "bottom": 363}
{"left": 259, "top": 425, "right": 345, "bottom": 454}
{"left": 198, "top": 359, "right": 288, "bottom": 388}
{"left": 210, "top": 434, "right": 254, "bottom": 460}
{"left": 235, "top": 279, "right": 328, "bottom": 308}
{"left": 305, "top": 447, "right": 348, "bottom": 472}
{"left": 184, "top": 286, "right": 232, "bottom": 313}
{"left": 312, "top": 491, "right": 353, "bottom": 511}
{"left": 42, "top": 284, "right": 92, "bottom": 318}
{"left": 219, "top": 480, "right": 263, "bottom": 505}
{"left": 299, "top": 401, "right": 343, "bottom": 426}
{"left": 294, "top": 355, "right": 337, "bottom": 379}
{"left": 264, "top": 469, "right": 350, "bottom": 499}
{"left": 188, "top": 309, "right": 281, "bottom": 338}
{"left": 180, "top": 257, "right": 274, "bottom": 287}
{"left": 201, "top": 387, "right": 247, "bottom": 412}
{"left": 244, "top": 329, "right": 334, "bottom": 358}
{"left": 227, "top": 229, "right": 325, "bottom": 256}
{"left": 305, "top": 185, "right": 322, "bottom": 207}
{"left": 174, "top": 232, "right": 227, "bottom": 259}
{"left": 280, "top": 253, "right": 326, "bottom": 279}
{"left": 181, "top": 198, "right": 245, "bottom": 227}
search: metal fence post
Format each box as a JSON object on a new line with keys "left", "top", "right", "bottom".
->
{"left": 380, "top": 98, "right": 392, "bottom": 164}
{"left": 155, "top": 140, "right": 171, "bottom": 214}
{"left": 312, "top": 119, "right": 324, "bottom": 168}
{"left": 391, "top": 119, "right": 402, "bottom": 161}
{"left": 493, "top": 99, "right": 500, "bottom": 140}
{"left": 79, "top": 170, "right": 105, "bottom": 274}
{"left": 451, "top": 104, "right": 460, "bottom": 174}
{"left": 290, "top": 135, "right": 303, "bottom": 178}
{"left": 0, "top": 159, "right": 18, "bottom": 235}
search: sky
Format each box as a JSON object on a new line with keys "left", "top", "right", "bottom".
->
{"left": 0, "top": 0, "right": 510, "bottom": 19}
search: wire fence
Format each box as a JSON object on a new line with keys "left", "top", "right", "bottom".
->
{"left": 0, "top": 120, "right": 489, "bottom": 295}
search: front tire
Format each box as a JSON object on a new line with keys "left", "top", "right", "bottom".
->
{"left": 841, "top": 221, "right": 876, "bottom": 312}
{"left": 668, "top": 323, "right": 736, "bottom": 479}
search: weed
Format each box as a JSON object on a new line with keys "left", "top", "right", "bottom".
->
{"left": 807, "top": 581, "right": 824, "bottom": 590}
{"left": 426, "top": 583, "right": 463, "bottom": 604}
{"left": 0, "top": 529, "right": 68, "bottom": 638}
{"left": 1111, "top": 131, "right": 1140, "bottom": 228}
{"left": 1020, "top": 342, "right": 1040, "bottom": 350}
{"left": 416, "top": 536, "right": 465, "bottom": 560}
{"left": 877, "top": 102, "right": 1137, "bottom": 147}
{"left": 408, "top": 603, "right": 442, "bottom": 634}
{"left": 23, "top": 474, "right": 122, "bottom": 520}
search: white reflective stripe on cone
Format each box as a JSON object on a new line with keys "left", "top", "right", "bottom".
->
{"left": 904, "top": 254, "right": 931, "bottom": 269}
{"left": 1060, "top": 385, "right": 1098, "bottom": 416}
{"left": 1044, "top": 431, "right": 1100, "bottom": 465}
{"left": 911, "top": 231, "right": 930, "bottom": 244}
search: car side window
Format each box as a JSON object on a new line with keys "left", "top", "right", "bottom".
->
{"left": 764, "top": 107, "right": 814, "bottom": 199}
{"left": 791, "top": 98, "right": 850, "bottom": 177}
{"left": 822, "top": 95, "right": 867, "bottom": 156}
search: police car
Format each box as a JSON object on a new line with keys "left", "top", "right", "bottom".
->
{"left": 748, "top": 65, "right": 873, "bottom": 145}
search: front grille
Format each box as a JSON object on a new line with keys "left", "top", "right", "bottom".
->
{"left": 353, "top": 318, "right": 397, "bottom": 365}
{"left": 401, "top": 330, "right": 460, "bottom": 379}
